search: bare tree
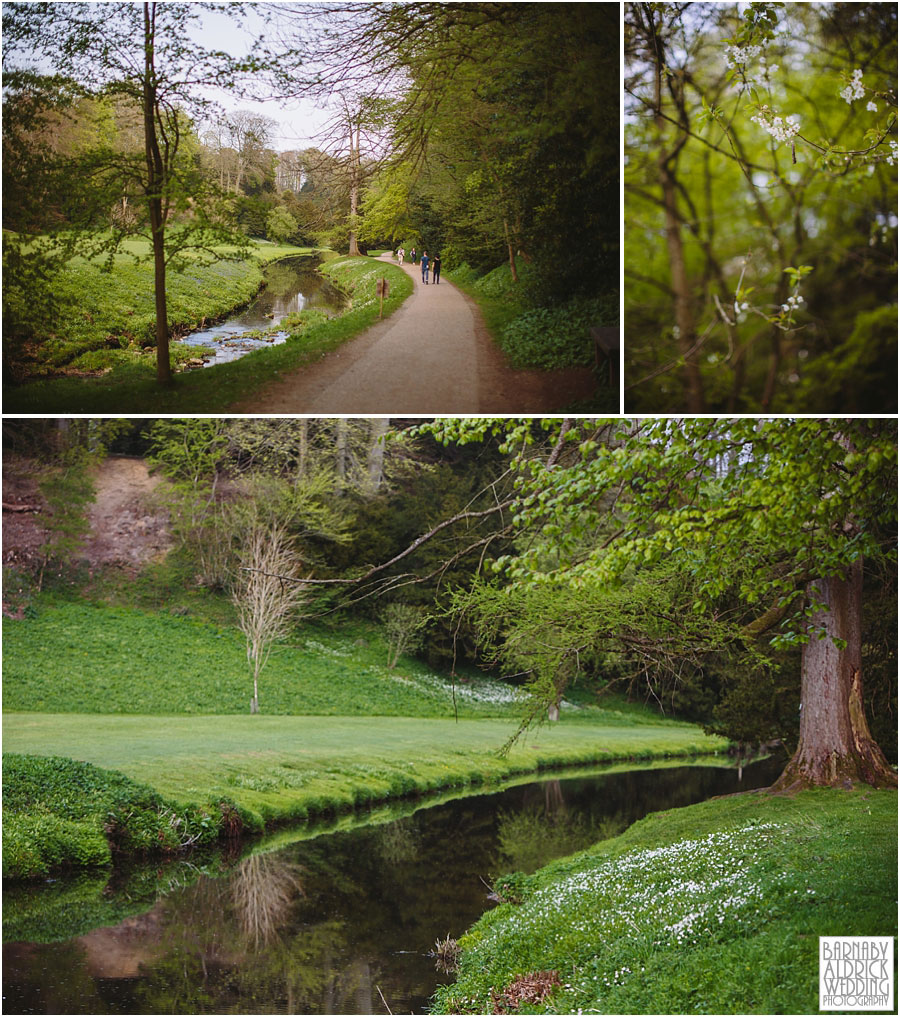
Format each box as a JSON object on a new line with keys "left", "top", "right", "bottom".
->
{"left": 233, "top": 522, "right": 309, "bottom": 713}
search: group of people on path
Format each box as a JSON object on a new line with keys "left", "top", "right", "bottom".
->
{"left": 396, "top": 247, "right": 441, "bottom": 285}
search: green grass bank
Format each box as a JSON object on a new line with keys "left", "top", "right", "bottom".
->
{"left": 3, "top": 246, "right": 411, "bottom": 413}
{"left": 432, "top": 788, "right": 898, "bottom": 1015}
{"left": 2, "top": 713, "right": 726, "bottom": 880}
{"left": 3, "top": 599, "right": 728, "bottom": 879}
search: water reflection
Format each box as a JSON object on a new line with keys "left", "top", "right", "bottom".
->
{"left": 3, "top": 755, "right": 785, "bottom": 1015}
{"left": 177, "top": 256, "right": 348, "bottom": 367}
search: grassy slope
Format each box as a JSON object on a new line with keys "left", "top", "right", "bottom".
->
{"left": 3, "top": 600, "right": 726, "bottom": 841}
{"left": 3, "top": 250, "right": 412, "bottom": 413}
{"left": 433, "top": 788, "right": 898, "bottom": 1015}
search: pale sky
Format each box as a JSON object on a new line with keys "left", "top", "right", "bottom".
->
{"left": 194, "top": 2, "right": 334, "bottom": 151}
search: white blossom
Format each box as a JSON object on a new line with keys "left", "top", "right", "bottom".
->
{"left": 724, "top": 43, "right": 762, "bottom": 69}
{"left": 867, "top": 101, "right": 878, "bottom": 112}
{"left": 840, "top": 68, "right": 865, "bottom": 104}
{"left": 751, "top": 106, "right": 801, "bottom": 144}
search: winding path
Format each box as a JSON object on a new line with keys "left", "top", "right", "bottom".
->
{"left": 230, "top": 254, "right": 596, "bottom": 413}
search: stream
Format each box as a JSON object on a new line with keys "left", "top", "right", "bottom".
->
{"left": 177, "top": 256, "right": 348, "bottom": 367}
{"left": 2, "top": 754, "right": 784, "bottom": 1015}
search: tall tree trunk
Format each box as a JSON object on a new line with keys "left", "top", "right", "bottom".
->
{"left": 503, "top": 218, "right": 519, "bottom": 283}
{"left": 335, "top": 419, "right": 348, "bottom": 488}
{"left": 772, "top": 561, "right": 897, "bottom": 791}
{"left": 366, "top": 418, "right": 389, "bottom": 492}
{"left": 347, "top": 122, "right": 361, "bottom": 256}
{"left": 143, "top": 3, "right": 172, "bottom": 386}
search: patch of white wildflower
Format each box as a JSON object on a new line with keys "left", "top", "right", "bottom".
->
{"left": 384, "top": 667, "right": 525, "bottom": 707}
{"left": 303, "top": 638, "right": 353, "bottom": 659}
{"left": 463, "top": 822, "right": 812, "bottom": 1011}
{"left": 781, "top": 293, "right": 804, "bottom": 313}
{"left": 751, "top": 106, "right": 801, "bottom": 144}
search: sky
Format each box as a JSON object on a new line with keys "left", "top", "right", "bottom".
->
{"left": 194, "top": 3, "right": 334, "bottom": 152}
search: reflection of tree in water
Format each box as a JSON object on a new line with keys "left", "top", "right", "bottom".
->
{"left": 264, "top": 260, "right": 312, "bottom": 298}
{"left": 231, "top": 852, "right": 304, "bottom": 948}
{"left": 495, "top": 780, "right": 629, "bottom": 875}
{"left": 374, "top": 817, "right": 420, "bottom": 866}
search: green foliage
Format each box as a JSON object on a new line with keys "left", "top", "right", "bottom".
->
{"left": 625, "top": 2, "right": 897, "bottom": 412}
{"left": 433, "top": 789, "right": 898, "bottom": 1015}
{"left": 2, "top": 254, "right": 412, "bottom": 414}
{"left": 37, "top": 462, "right": 95, "bottom": 580}
{"left": 499, "top": 295, "right": 618, "bottom": 370}
{"left": 2, "top": 601, "right": 534, "bottom": 718}
{"left": 2, "top": 753, "right": 229, "bottom": 879}
{"left": 3, "top": 237, "right": 309, "bottom": 378}
{"left": 265, "top": 206, "right": 299, "bottom": 244}
{"left": 382, "top": 603, "right": 430, "bottom": 669}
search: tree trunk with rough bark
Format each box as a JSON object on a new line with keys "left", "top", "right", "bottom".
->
{"left": 772, "top": 561, "right": 897, "bottom": 792}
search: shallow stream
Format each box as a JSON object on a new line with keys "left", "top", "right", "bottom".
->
{"left": 177, "top": 256, "right": 348, "bottom": 367}
{"left": 2, "top": 754, "right": 784, "bottom": 1015}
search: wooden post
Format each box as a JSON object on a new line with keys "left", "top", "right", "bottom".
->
{"left": 376, "top": 277, "right": 389, "bottom": 318}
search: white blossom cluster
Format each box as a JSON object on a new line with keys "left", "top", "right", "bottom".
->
{"left": 724, "top": 43, "right": 762, "bottom": 69}
{"left": 867, "top": 101, "right": 879, "bottom": 112}
{"left": 751, "top": 106, "right": 801, "bottom": 143}
{"left": 887, "top": 140, "right": 898, "bottom": 167}
{"left": 781, "top": 294, "right": 804, "bottom": 313}
{"left": 840, "top": 68, "right": 865, "bottom": 104}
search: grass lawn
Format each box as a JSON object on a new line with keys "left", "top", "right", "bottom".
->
{"left": 433, "top": 787, "right": 898, "bottom": 1015}
{"left": 2, "top": 598, "right": 727, "bottom": 876}
{"left": 2, "top": 712, "right": 726, "bottom": 829}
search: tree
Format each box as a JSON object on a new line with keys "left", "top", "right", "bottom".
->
{"left": 233, "top": 522, "right": 309, "bottom": 714}
{"left": 412, "top": 418, "right": 896, "bottom": 790}
{"left": 3, "top": 2, "right": 280, "bottom": 385}
{"left": 266, "top": 206, "right": 299, "bottom": 244}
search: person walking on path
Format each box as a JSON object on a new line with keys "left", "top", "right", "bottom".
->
{"left": 410, "top": 246, "right": 417, "bottom": 265}
{"left": 421, "top": 251, "right": 430, "bottom": 284}
{"left": 397, "top": 247, "right": 404, "bottom": 265}
{"left": 432, "top": 253, "right": 442, "bottom": 284}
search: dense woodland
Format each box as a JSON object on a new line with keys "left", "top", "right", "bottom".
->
{"left": 2, "top": 2, "right": 618, "bottom": 384}
{"left": 625, "top": 2, "right": 897, "bottom": 413}
{"left": 4, "top": 417, "right": 897, "bottom": 786}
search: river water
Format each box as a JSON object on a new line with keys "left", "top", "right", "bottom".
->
{"left": 176, "top": 256, "right": 348, "bottom": 367}
{"left": 2, "top": 755, "right": 783, "bottom": 1015}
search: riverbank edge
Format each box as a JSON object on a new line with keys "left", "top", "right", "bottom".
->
{"left": 2, "top": 722, "right": 729, "bottom": 881}
{"left": 430, "top": 787, "right": 898, "bottom": 1015}
{"left": 2, "top": 252, "right": 413, "bottom": 414}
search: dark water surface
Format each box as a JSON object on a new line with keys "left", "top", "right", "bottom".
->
{"left": 3, "top": 755, "right": 784, "bottom": 1015}
{"left": 177, "top": 256, "right": 348, "bottom": 367}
